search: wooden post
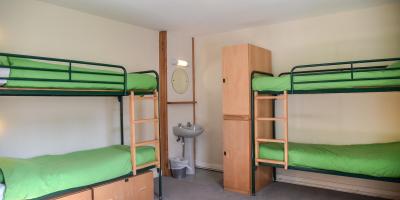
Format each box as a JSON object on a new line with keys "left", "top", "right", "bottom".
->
{"left": 254, "top": 91, "right": 259, "bottom": 166}
{"left": 159, "top": 31, "right": 170, "bottom": 176}
{"left": 129, "top": 91, "right": 137, "bottom": 175}
{"left": 192, "top": 37, "right": 198, "bottom": 168}
{"left": 192, "top": 37, "right": 196, "bottom": 124}
{"left": 283, "top": 91, "right": 289, "bottom": 170}
{"left": 154, "top": 91, "right": 160, "bottom": 168}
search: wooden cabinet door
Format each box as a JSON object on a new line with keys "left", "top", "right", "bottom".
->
{"left": 53, "top": 189, "right": 92, "bottom": 200}
{"left": 93, "top": 178, "right": 135, "bottom": 200}
{"left": 132, "top": 171, "right": 153, "bottom": 200}
{"left": 93, "top": 172, "right": 153, "bottom": 200}
{"left": 222, "top": 45, "right": 250, "bottom": 116}
{"left": 223, "top": 119, "right": 251, "bottom": 194}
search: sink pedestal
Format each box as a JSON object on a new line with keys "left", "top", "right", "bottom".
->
{"left": 173, "top": 123, "right": 204, "bottom": 175}
{"left": 183, "top": 138, "right": 195, "bottom": 174}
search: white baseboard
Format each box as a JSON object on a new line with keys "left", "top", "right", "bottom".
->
{"left": 277, "top": 171, "right": 400, "bottom": 199}
{"left": 195, "top": 161, "right": 223, "bottom": 172}
{"left": 193, "top": 162, "right": 400, "bottom": 199}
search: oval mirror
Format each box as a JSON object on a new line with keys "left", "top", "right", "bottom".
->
{"left": 171, "top": 68, "right": 189, "bottom": 94}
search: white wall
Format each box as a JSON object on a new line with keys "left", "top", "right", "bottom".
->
{"left": 196, "top": 3, "right": 400, "bottom": 198}
{"left": 167, "top": 32, "right": 194, "bottom": 159}
{"left": 0, "top": 0, "right": 158, "bottom": 157}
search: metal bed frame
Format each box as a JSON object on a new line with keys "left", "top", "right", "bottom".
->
{"left": 0, "top": 52, "right": 163, "bottom": 199}
{"left": 250, "top": 57, "right": 400, "bottom": 195}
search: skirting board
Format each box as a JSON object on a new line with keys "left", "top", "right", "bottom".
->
{"left": 194, "top": 162, "right": 400, "bottom": 199}
{"left": 195, "top": 161, "right": 223, "bottom": 172}
{"left": 277, "top": 169, "right": 400, "bottom": 199}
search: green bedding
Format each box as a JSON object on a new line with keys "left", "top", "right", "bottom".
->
{"left": 0, "top": 145, "right": 156, "bottom": 200}
{"left": 1, "top": 57, "right": 157, "bottom": 91}
{"left": 252, "top": 68, "right": 400, "bottom": 92}
{"left": 259, "top": 141, "right": 400, "bottom": 178}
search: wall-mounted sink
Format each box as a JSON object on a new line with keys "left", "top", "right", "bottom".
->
{"left": 173, "top": 122, "right": 204, "bottom": 175}
{"left": 173, "top": 123, "right": 204, "bottom": 138}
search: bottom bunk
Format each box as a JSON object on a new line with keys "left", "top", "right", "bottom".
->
{"left": 0, "top": 145, "right": 157, "bottom": 200}
{"left": 258, "top": 141, "right": 400, "bottom": 180}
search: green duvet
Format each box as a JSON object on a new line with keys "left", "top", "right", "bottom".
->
{"left": 259, "top": 141, "right": 400, "bottom": 178}
{"left": 0, "top": 145, "right": 156, "bottom": 200}
{"left": 252, "top": 68, "right": 400, "bottom": 92}
{"left": 1, "top": 57, "right": 157, "bottom": 91}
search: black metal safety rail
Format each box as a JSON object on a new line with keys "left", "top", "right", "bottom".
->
{"left": 288, "top": 57, "right": 400, "bottom": 94}
{"left": 254, "top": 58, "right": 400, "bottom": 95}
{"left": 0, "top": 52, "right": 129, "bottom": 96}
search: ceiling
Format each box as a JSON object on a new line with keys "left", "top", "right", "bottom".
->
{"left": 39, "top": 0, "right": 396, "bottom": 35}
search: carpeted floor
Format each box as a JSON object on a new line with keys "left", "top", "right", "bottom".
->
{"left": 154, "top": 169, "right": 383, "bottom": 200}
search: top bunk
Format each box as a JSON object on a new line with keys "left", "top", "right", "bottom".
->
{"left": 252, "top": 57, "right": 400, "bottom": 94}
{"left": 0, "top": 53, "right": 158, "bottom": 96}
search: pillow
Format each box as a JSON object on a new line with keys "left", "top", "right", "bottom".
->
{"left": 9, "top": 57, "right": 68, "bottom": 70}
{"left": 0, "top": 56, "right": 9, "bottom": 66}
{"left": 387, "top": 61, "right": 400, "bottom": 69}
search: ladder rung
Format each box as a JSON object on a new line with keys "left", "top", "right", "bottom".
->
{"left": 137, "top": 96, "right": 157, "bottom": 100}
{"left": 133, "top": 118, "right": 159, "bottom": 124}
{"left": 256, "top": 96, "right": 285, "bottom": 100}
{"left": 136, "top": 161, "right": 159, "bottom": 170}
{"left": 136, "top": 140, "right": 159, "bottom": 147}
{"left": 256, "top": 117, "right": 287, "bottom": 121}
{"left": 257, "top": 138, "right": 286, "bottom": 143}
{"left": 257, "top": 159, "right": 285, "bottom": 166}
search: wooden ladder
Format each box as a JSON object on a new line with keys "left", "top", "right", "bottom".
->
{"left": 129, "top": 91, "right": 160, "bottom": 175}
{"left": 254, "top": 91, "right": 289, "bottom": 170}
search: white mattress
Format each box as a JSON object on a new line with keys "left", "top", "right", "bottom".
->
{"left": 0, "top": 68, "right": 9, "bottom": 86}
{"left": 0, "top": 183, "right": 4, "bottom": 200}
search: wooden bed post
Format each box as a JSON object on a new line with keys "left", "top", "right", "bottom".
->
{"left": 283, "top": 91, "right": 289, "bottom": 170}
{"left": 129, "top": 91, "right": 137, "bottom": 175}
{"left": 154, "top": 91, "right": 160, "bottom": 168}
{"left": 254, "top": 91, "right": 259, "bottom": 166}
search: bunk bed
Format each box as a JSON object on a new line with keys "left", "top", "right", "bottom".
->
{"left": 250, "top": 57, "right": 400, "bottom": 195}
{"left": 0, "top": 53, "right": 162, "bottom": 200}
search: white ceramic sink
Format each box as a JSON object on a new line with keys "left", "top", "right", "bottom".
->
{"left": 173, "top": 122, "right": 204, "bottom": 175}
{"left": 173, "top": 123, "right": 204, "bottom": 138}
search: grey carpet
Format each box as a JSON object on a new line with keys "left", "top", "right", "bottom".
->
{"left": 154, "top": 169, "right": 383, "bottom": 200}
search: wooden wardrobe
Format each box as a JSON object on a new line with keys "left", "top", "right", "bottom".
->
{"left": 222, "top": 44, "right": 273, "bottom": 194}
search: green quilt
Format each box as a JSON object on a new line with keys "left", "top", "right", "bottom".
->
{"left": 0, "top": 145, "right": 156, "bottom": 200}
{"left": 252, "top": 68, "right": 400, "bottom": 92}
{"left": 259, "top": 141, "right": 400, "bottom": 178}
{"left": 1, "top": 57, "right": 157, "bottom": 91}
